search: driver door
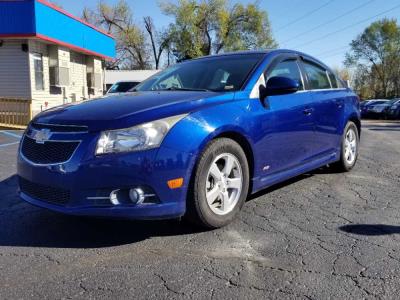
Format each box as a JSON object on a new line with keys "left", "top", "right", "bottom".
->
{"left": 257, "top": 57, "right": 317, "bottom": 176}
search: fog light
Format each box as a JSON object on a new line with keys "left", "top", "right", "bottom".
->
{"left": 129, "top": 188, "right": 146, "bottom": 204}
{"left": 108, "top": 187, "right": 157, "bottom": 206}
{"left": 110, "top": 190, "right": 121, "bottom": 205}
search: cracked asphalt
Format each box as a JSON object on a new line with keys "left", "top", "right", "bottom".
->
{"left": 0, "top": 120, "right": 399, "bottom": 299}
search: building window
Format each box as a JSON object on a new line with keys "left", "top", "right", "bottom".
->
{"left": 33, "top": 53, "right": 44, "bottom": 90}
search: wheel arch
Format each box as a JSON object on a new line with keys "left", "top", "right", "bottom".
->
{"left": 213, "top": 131, "right": 255, "bottom": 185}
{"left": 188, "top": 128, "right": 256, "bottom": 201}
{"left": 347, "top": 115, "right": 361, "bottom": 137}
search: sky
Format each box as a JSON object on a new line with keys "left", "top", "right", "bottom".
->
{"left": 57, "top": 0, "right": 400, "bottom": 68}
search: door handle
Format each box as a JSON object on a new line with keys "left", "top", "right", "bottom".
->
{"left": 335, "top": 100, "right": 344, "bottom": 108}
{"left": 303, "top": 108, "right": 314, "bottom": 116}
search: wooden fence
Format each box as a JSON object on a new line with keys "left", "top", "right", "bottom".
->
{"left": 0, "top": 98, "right": 32, "bottom": 129}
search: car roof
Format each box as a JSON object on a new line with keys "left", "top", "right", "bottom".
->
{"left": 191, "top": 49, "right": 334, "bottom": 71}
{"left": 192, "top": 49, "right": 318, "bottom": 60}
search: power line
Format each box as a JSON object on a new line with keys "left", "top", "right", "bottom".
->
{"left": 281, "top": 0, "right": 375, "bottom": 46}
{"left": 320, "top": 49, "right": 349, "bottom": 60}
{"left": 275, "top": 0, "right": 334, "bottom": 33}
{"left": 292, "top": 3, "right": 400, "bottom": 49}
{"left": 315, "top": 45, "right": 350, "bottom": 57}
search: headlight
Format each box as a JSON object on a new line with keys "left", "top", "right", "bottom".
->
{"left": 96, "top": 114, "right": 187, "bottom": 155}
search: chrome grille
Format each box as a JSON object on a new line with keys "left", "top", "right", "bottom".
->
{"left": 21, "top": 136, "right": 79, "bottom": 164}
{"left": 30, "top": 123, "right": 88, "bottom": 133}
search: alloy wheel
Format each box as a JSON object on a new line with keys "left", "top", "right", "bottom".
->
{"left": 344, "top": 128, "right": 357, "bottom": 165}
{"left": 205, "top": 153, "right": 243, "bottom": 215}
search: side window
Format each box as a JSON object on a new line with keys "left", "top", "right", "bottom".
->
{"left": 328, "top": 71, "right": 338, "bottom": 88}
{"left": 303, "top": 61, "right": 331, "bottom": 90}
{"left": 266, "top": 59, "right": 304, "bottom": 90}
{"left": 337, "top": 78, "right": 346, "bottom": 88}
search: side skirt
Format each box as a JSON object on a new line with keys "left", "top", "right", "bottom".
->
{"left": 251, "top": 152, "right": 338, "bottom": 194}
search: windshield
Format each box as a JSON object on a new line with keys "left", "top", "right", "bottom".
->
{"left": 378, "top": 100, "right": 397, "bottom": 106}
{"left": 369, "top": 100, "right": 387, "bottom": 105}
{"left": 108, "top": 82, "right": 139, "bottom": 93}
{"left": 135, "top": 54, "right": 264, "bottom": 92}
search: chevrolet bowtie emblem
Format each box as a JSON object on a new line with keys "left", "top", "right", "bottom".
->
{"left": 32, "top": 129, "right": 52, "bottom": 144}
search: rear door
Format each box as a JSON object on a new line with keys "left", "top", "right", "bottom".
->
{"left": 301, "top": 59, "right": 344, "bottom": 157}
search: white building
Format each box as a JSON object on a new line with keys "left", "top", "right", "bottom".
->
{"left": 0, "top": 0, "right": 116, "bottom": 128}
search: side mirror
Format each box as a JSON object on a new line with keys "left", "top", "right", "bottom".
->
{"left": 260, "top": 76, "right": 300, "bottom": 99}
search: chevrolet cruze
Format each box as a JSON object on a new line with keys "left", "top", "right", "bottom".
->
{"left": 18, "top": 50, "right": 361, "bottom": 228}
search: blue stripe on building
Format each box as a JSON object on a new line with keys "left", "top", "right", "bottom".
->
{"left": 0, "top": 0, "right": 116, "bottom": 59}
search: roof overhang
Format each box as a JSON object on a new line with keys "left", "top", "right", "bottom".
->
{"left": 0, "top": 0, "right": 116, "bottom": 60}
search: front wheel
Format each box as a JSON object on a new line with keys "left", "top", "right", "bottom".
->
{"left": 186, "top": 138, "right": 250, "bottom": 228}
{"left": 333, "top": 121, "right": 359, "bottom": 172}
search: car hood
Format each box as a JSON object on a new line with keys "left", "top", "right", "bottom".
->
{"left": 33, "top": 91, "right": 232, "bottom": 131}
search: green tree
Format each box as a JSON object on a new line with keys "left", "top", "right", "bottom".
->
{"left": 160, "top": 0, "right": 277, "bottom": 61}
{"left": 345, "top": 18, "right": 400, "bottom": 99}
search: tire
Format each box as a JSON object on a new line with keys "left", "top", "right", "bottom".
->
{"left": 333, "top": 121, "right": 359, "bottom": 172}
{"left": 186, "top": 138, "right": 250, "bottom": 228}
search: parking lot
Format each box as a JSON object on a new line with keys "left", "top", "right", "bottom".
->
{"left": 0, "top": 120, "right": 399, "bottom": 299}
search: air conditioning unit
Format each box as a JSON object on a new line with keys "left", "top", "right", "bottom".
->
{"left": 49, "top": 66, "right": 70, "bottom": 87}
{"left": 48, "top": 45, "right": 70, "bottom": 87}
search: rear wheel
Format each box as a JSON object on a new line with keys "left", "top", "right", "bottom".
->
{"left": 333, "top": 121, "right": 359, "bottom": 172}
{"left": 186, "top": 138, "right": 249, "bottom": 228}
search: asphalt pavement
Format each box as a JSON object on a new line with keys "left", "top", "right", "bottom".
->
{"left": 0, "top": 121, "right": 399, "bottom": 299}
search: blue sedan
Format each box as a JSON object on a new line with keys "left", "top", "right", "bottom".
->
{"left": 18, "top": 50, "right": 361, "bottom": 228}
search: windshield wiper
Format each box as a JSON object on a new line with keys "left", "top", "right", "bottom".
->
{"left": 159, "top": 87, "right": 213, "bottom": 92}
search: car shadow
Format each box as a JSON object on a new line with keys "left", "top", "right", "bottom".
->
{"left": 363, "top": 123, "right": 400, "bottom": 131}
{"left": 0, "top": 175, "right": 204, "bottom": 249}
{"left": 339, "top": 224, "right": 400, "bottom": 236}
{"left": 0, "top": 164, "right": 354, "bottom": 249}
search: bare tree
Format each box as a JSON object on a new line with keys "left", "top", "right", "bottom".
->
{"left": 143, "top": 17, "right": 171, "bottom": 69}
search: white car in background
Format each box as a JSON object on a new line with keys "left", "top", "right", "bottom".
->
{"left": 106, "top": 81, "right": 140, "bottom": 95}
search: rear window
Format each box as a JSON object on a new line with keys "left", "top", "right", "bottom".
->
{"left": 370, "top": 101, "right": 387, "bottom": 105}
{"left": 328, "top": 72, "right": 338, "bottom": 88}
{"left": 303, "top": 61, "right": 331, "bottom": 90}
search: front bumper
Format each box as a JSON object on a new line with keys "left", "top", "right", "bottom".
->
{"left": 17, "top": 131, "right": 196, "bottom": 219}
{"left": 19, "top": 191, "right": 184, "bottom": 219}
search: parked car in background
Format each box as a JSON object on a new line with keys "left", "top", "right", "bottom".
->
{"left": 361, "top": 99, "right": 391, "bottom": 118}
{"left": 104, "top": 70, "right": 160, "bottom": 92}
{"left": 17, "top": 50, "right": 361, "bottom": 228}
{"left": 359, "top": 100, "right": 373, "bottom": 112}
{"left": 360, "top": 99, "right": 375, "bottom": 107}
{"left": 106, "top": 81, "right": 140, "bottom": 95}
{"left": 385, "top": 99, "right": 400, "bottom": 119}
